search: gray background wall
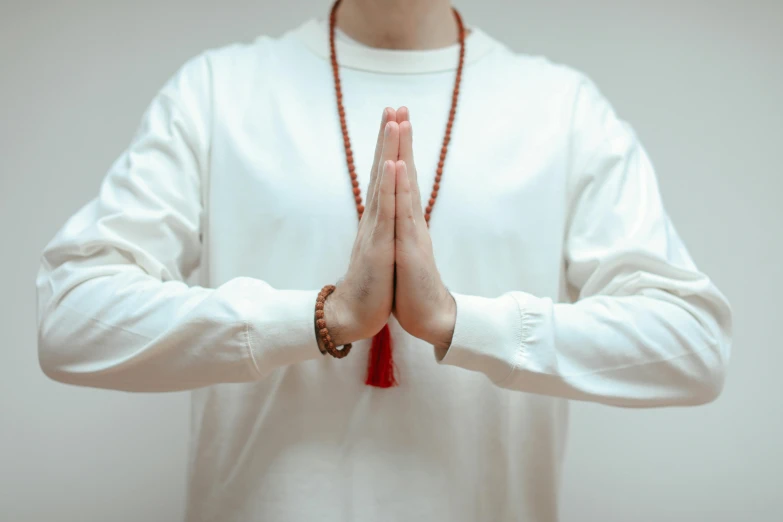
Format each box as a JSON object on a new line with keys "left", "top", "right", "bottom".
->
{"left": 1, "top": 1, "right": 780, "bottom": 520}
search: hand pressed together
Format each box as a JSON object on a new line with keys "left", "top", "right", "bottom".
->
{"left": 328, "top": 107, "right": 457, "bottom": 352}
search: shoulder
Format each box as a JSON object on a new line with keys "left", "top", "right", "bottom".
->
{"left": 501, "top": 47, "right": 603, "bottom": 109}
{"left": 159, "top": 34, "right": 277, "bottom": 103}
{"left": 127, "top": 33, "right": 287, "bottom": 160}
{"left": 480, "top": 40, "right": 641, "bottom": 187}
{"left": 473, "top": 35, "right": 612, "bottom": 129}
{"left": 147, "top": 30, "right": 304, "bottom": 139}
{"left": 498, "top": 46, "right": 629, "bottom": 145}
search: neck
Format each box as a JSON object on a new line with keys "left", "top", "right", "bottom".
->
{"left": 335, "top": 0, "right": 458, "bottom": 50}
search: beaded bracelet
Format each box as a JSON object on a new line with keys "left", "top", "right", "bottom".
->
{"left": 315, "top": 285, "right": 352, "bottom": 359}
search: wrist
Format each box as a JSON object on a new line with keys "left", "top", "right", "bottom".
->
{"left": 423, "top": 290, "right": 457, "bottom": 351}
{"left": 323, "top": 288, "right": 360, "bottom": 346}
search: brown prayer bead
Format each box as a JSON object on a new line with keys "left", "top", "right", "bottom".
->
{"left": 315, "top": 284, "right": 353, "bottom": 358}
{"left": 329, "top": 0, "right": 465, "bottom": 225}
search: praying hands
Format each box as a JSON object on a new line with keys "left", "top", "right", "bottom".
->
{"left": 320, "top": 108, "right": 457, "bottom": 352}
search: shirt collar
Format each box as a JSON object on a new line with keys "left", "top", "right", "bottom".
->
{"left": 291, "top": 18, "right": 498, "bottom": 75}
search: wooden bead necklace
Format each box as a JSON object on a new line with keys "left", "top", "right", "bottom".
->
{"left": 325, "top": 0, "right": 467, "bottom": 387}
{"left": 329, "top": 0, "right": 466, "bottom": 224}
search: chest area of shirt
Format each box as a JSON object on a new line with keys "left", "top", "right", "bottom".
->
{"left": 205, "top": 72, "right": 570, "bottom": 293}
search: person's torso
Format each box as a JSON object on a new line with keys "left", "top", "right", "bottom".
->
{"left": 185, "top": 20, "right": 582, "bottom": 522}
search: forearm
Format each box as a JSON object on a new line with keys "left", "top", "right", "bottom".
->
{"left": 435, "top": 288, "right": 731, "bottom": 407}
{"left": 37, "top": 258, "right": 321, "bottom": 392}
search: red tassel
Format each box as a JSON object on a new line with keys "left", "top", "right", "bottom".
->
{"left": 365, "top": 324, "right": 397, "bottom": 388}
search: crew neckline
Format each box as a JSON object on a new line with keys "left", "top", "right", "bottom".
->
{"left": 292, "top": 18, "right": 497, "bottom": 75}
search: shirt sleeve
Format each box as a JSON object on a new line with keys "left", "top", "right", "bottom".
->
{"left": 36, "top": 55, "right": 322, "bottom": 393}
{"left": 436, "top": 74, "right": 732, "bottom": 407}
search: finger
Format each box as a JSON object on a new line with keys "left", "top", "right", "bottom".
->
{"left": 370, "top": 121, "right": 400, "bottom": 218}
{"left": 398, "top": 119, "right": 424, "bottom": 221}
{"left": 395, "top": 160, "right": 415, "bottom": 239}
{"left": 367, "top": 121, "right": 399, "bottom": 217}
{"left": 376, "top": 159, "right": 397, "bottom": 237}
{"left": 366, "top": 108, "right": 395, "bottom": 207}
{"left": 396, "top": 106, "right": 409, "bottom": 124}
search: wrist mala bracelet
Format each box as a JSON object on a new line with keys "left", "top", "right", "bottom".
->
{"left": 315, "top": 285, "right": 352, "bottom": 359}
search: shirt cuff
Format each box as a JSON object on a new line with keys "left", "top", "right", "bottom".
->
{"left": 436, "top": 291, "right": 552, "bottom": 384}
{"left": 243, "top": 287, "right": 323, "bottom": 375}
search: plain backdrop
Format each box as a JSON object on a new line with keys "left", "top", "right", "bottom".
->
{"left": 1, "top": 1, "right": 781, "bottom": 521}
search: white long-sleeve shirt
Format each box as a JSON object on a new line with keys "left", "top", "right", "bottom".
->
{"left": 36, "top": 18, "right": 732, "bottom": 522}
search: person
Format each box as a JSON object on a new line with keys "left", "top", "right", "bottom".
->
{"left": 35, "top": 0, "right": 732, "bottom": 520}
